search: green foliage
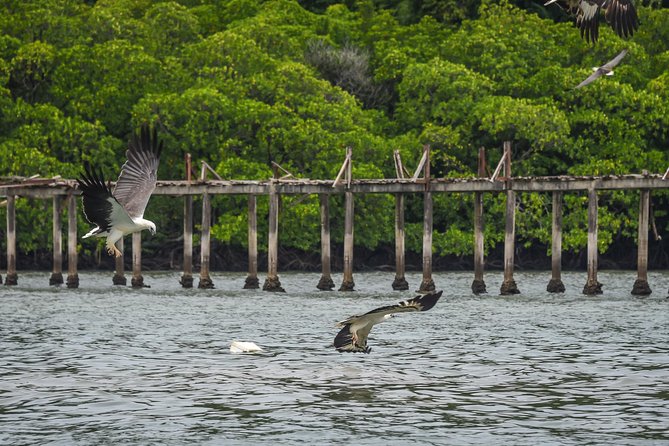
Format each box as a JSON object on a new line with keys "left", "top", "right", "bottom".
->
{"left": 0, "top": 0, "right": 668, "bottom": 265}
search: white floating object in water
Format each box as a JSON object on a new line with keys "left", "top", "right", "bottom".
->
{"left": 230, "top": 341, "right": 263, "bottom": 353}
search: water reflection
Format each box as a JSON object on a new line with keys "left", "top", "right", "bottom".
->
{"left": 0, "top": 270, "right": 668, "bottom": 445}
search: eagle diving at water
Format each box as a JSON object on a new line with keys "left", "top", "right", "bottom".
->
{"left": 544, "top": 0, "right": 638, "bottom": 44}
{"left": 77, "top": 123, "right": 162, "bottom": 257}
{"left": 575, "top": 48, "right": 628, "bottom": 88}
{"left": 334, "top": 291, "right": 443, "bottom": 353}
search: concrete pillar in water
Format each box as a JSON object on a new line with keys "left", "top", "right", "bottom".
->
{"left": 418, "top": 190, "right": 435, "bottom": 293}
{"left": 392, "top": 193, "right": 409, "bottom": 291}
{"left": 180, "top": 195, "right": 194, "bottom": 288}
{"left": 5, "top": 195, "right": 17, "bottom": 285}
{"left": 583, "top": 188, "right": 602, "bottom": 295}
{"left": 317, "top": 194, "right": 334, "bottom": 291}
{"left": 500, "top": 142, "right": 519, "bottom": 295}
{"left": 50, "top": 195, "right": 64, "bottom": 285}
{"left": 198, "top": 193, "right": 214, "bottom": 289}
{"left": 244, "top": 195, "right": 259, "bottom": 289}
{"left": 112, "top": 237, "right": 126, "bottom": 285}
{"left": 66, "top": 194, "right": 79, "bottom": 288}
{"left": 263, "top": 183, "right": 284, "bottom": 292}
{"left": 547, "top": 191, "right": 565, "bottom": 293}
{"left": 472, "top": 147, "right": 487, "bottom": 295}
{"left": 131, "top": 232, "right": 145, "bottom": 288}
{"left": 339, "top": 191, "right": 355, "bottom": 291}
{"left": 632, "top": 189, "right": 651, "bottom": 295}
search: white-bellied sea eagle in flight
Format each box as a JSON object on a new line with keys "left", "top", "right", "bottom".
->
{"left": 77, "top": 124, "right": 162, "bottom": 257}
{"left": 334, "top": 290, "right": 443, "bottom": 353}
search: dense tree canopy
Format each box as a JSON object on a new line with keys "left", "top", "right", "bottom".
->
{"left": 1, "top": 0, "right": 668, "bottom": 269}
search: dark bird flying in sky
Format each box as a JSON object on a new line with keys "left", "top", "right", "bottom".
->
{"left": 544, "top": 0, "right": 638, "bottom": 44}
{"left": 575, "top": 49, "right": 628, "bottom": 88}
{"left": 77, "top": 124, "right": 162, "bottom": 257}
{"left": 334, "top": 291, "right": 443, "bottom": 353}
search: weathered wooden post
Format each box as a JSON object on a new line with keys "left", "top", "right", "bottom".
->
{"left": 547, "top": 191, "right": 565, "bottom": 292}
{"left": 131, "top": 232, "right": 144, "bottom": 288}
{"left": 66, "top": 193, "right": 79, "bottom": 288}
{"left": 392, "top": 193, "right": 409, "bottom": 290}
{"left": 340, "top": 190, "right": 355, "bottom": 291}
{"left": 181, "top": 194, "right": 194, "bottom": 288}
{"left": 317, "top": 194, "right": 335, "bottom": 290}
{"left": 112, "top": 238, "right": 126, "bottom": 285}
{"left": 198, "top": 192, "right": 214, "bottom": 289}
{"left": 500, "top": 141, "right": 520, "bottom": 295}
{"left": 5, "top": 195, "right": 17, "bottom": 285}
{"left": 583, "top": 187, "right": 602, "bottom": 295}
{"left": 392, "top": 150, "right": 408, "bottom": 291}
{"left": 244, "top": 194, "right": 260, "bottom": 289}
{"left": 472, "top": 147, "right": 486, "bottom": 294}
{"left": 263, "top": 181, "right": 284, "bottom": 292}
{"left": 181, "top": 153, "right": 194, "bottom": 288}
{"left": 632, "top": 188, "right": 652, "bottom": 295}
{"left": 50, "top": 195, "right": 64, "bottom": 285}
{"left": 418, "top": 145, "right": 435, "bottom": 293}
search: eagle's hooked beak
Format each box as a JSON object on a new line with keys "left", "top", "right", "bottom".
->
{"left": 543, "top": 0, "right": 558, "bottom": 5}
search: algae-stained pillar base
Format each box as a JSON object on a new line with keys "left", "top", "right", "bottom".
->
{"left": 631, "top": 189, "right": 651, "bottom": 296}
{"left": 66, "top": 194, "right": 79, "bottom": 289}
{"left": 263, "top": 184, "right": 284, "bottom": 292}
{"left": 244, "top": 195, "right": 259, "bottom": 290}
{"left": 181, "top": 195, "right": 194, "bottom": 288}
{"left": 50, "top": 195, "right": 64, "bottom": 286}
{"left": 131, "top": 232, "right": 146, "bottom": 288}
{"left": 547, "top": 191, "right": 565, "bottom": 293}
{"left": 339, "top": 190, "right": 355, "bottom": 292}
{"left": 198, "top": 193, "right": 215, "bottom": 289}
{"left": 393, "top": 193, "right": 409, "bottom": 291}
{"left": 471, "top": 279, "right": 487, "bottom": 295}
{"left": 5, "top": 195, "right": 18, "bottom": 286}
{"left": 583, "top": 188, "right": 602, "bottom": 295}
{"left": 112, "top": 238, "right": 126, "bottom": 286}
{"left": 317, "top": 194, "right": 334, "bottom": 291}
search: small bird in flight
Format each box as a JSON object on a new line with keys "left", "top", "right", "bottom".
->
{"left": 334, "top": 291, "right": 443, "bottom": 353}
{"left": 575, "top": 49, "right": 628, "bottom": 89}
{"left": 77, "top": 124, "right": 162, "bottom": 257}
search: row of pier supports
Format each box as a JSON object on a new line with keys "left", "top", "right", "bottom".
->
{"left": 0, "top": 150, "right": 664, "bottom": 296}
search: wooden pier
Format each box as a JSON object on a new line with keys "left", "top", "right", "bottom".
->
{"left": 1, "top": 145, "right": 668, "bottom": 295}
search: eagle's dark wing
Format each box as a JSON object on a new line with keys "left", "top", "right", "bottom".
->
{"left": 333, "top": 290, "right": 443, "bottom": 353}
{"left": 77, "top": 163, "right": 134, "bottom": 237}
{"left": 603, "top": 0, "right": 638, "bottom": 39}
{"left": 113, "top": 124, "right": 162, "bottom": 219}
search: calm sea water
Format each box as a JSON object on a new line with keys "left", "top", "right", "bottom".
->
{"left": 1, "top": 270, "right": 668, "bottom": 445}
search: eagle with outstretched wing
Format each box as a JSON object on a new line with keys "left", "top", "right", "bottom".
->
{"left": 77, "top": 124, "right": 162, "bottom": 257}
{"left": 334, "top": 291, "right": 443, "bottom": 353}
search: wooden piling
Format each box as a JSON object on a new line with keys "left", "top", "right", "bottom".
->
{"left": 198, "top": 193, "right": 214, "bottom": 289}
{"left": 472, "top": 147, "right": 487, "bottom": 295}
{"left": 317, "top": 194, "right": 335, "bottom": 290}
{"left": 418, "top": 190, "right": 435, "bottom": 293}
{"left": 244, "top": 195, "right": 260, "bottom": 289}
{"left": 339, "top": 191, "right": 356, "bottom": 291}
{"left": 500, "top": 142, "right": 519, "bottom": 295}
{"left": 547, "top": 191, "right": 565, "bottom": 293}
{"left": 180, "top": 195, "right": 194, "bottom": 288}
{"left": 112, "top": 237, "right": 126, "bottom": 285}
{"left": 66, "top": 194, "right": 79, "bottom": 288}
{"left": 263, "top": 183, "right": 284, "bottom": 291}
{"left": 5, "top": 195, "right": 17, "bottom": 285}
{"left": 632, "top": 189, "right": 652, "bottom": 295}
{"left": 583, "top": 188, "right": 602, "bottom": 295}
{"left": 392, "top": 193, "right": 409, "bottom": 290}
{"left": 131, "top": 232, "right": 145, "bottom": 288}
{"left": 49, "top": 195, "right": 64, "bottom": 285}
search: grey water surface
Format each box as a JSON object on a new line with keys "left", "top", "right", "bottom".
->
{"left": 1, "top": 270, "right": 668, "bottom": 445}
